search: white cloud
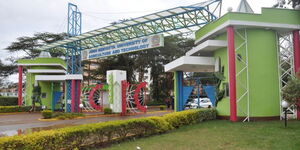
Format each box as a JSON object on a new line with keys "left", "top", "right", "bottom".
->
{"left": 0, "top": 0, "right": 277, "bottom": 82}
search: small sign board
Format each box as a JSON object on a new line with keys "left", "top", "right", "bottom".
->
{"left": 82, "top": 34, "right": 164, "bottom": 60}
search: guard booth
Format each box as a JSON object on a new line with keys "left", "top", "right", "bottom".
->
{"left": 165, "top": 3, "right": 300, "bottom": 121}
{"left": 17, "top": 52, "right": 83, "bottom": 111}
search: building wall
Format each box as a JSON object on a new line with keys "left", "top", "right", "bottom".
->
{"left": 24, "top": 66, "right": 63, "bottom": 109}
{"left": 213, "top": 28, "right": 280, "bottom": 117}
{"left": 247, "top": 29, "right": 279, "bottom": 117}
{"left": 24, "top": 73, "right": 34, "bottom": 106}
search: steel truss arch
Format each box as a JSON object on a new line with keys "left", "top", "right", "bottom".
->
{"left": 38, "top": 0, "right": 222, "bottom": 52}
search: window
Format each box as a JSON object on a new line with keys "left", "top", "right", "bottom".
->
{"left": 41, "top": 93, "right": 47, "bottom": 98}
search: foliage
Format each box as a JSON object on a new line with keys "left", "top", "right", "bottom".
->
{"left": 0, "top": 106, "right": 42, "bottom": 113}
{"left": 41, "top": 110, "right": 52, "bottom": 119}
{"left": 0, "top": 97, "right": 18, "bottom": 106}
{"left": 146, "top": 100, "right": 165, "bottom": 106}
{"left": 282, "top": 77, "right": 300, "bottom": 104}
{"left": 1, "top": 32, "right": 67, "bottom": 83}
{"left": 5, "top": 32, "right": 67, "bottom": 59}
{"left": 55, "top": 113, "right": 84, "bottom": 120}
{"left": 149, "top": 36, "right": 194, "bottom": 101}
{"left": 163, "top": 108, "right": 216, "bottom": 128}
{"left": 159, "top": 105, "right": 166, "bottom": 110}
{"left": 42, "top": 111, "right": 85, "bottom": 120}
{"left": 0, "top": 60, "right": 16, "bottom": 86}
{"left": 86, "top": 35, "right": 194, "bottom": 101}
{"left": 31, "top": 85, "right": 42, "bottom": 105}
{"left": 0, "top": 109, "right": 216, "bottom": 150}
{"left": 104, "top": 107, "right": 113, "bottom": 114}
{"left": 273, "top": 0, "right": 300, "bottom": 8}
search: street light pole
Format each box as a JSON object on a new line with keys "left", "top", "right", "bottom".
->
{"left": 284, "top": 108, "right": 287, "bottom": 127}
{"left": 281, "top": 100, "right": 289, "bottom": 128}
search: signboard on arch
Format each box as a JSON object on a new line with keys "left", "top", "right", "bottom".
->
{"left": 81, "top": 34, "right": 164, "bottom": 60}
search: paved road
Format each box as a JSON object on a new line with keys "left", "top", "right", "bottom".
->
{"left": 0, "top": 110, "right": 172, "bottom": 136}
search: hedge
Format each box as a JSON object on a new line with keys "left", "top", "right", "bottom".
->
{"left": 0, "top": 97, "right": 18, "bottom": 106}
{"left": 41, "top": 110, "right": 85, "bottom": 120}
{"left": 0, "top": 108, "right": 216, "bottom": 150}
{"left": 0, "top": 106, "right": 42, "bottom": 113}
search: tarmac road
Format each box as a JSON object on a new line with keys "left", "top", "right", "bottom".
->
{"left": 0, "top": 110, "right": 172, "bottom": 136}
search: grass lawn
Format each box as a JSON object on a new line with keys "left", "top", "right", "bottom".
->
{"left": 103, "top": 120, "right": 300, "bottom": 150}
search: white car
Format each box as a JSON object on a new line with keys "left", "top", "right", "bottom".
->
{"left": 186, "top": 98, "right": 212, "bottom": 109}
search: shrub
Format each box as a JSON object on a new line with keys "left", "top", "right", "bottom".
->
{"left": 164, "top": 108, "right": 216, "bottom": 128}
{"left": 0, "top": 97, "right": 18, "bottom": 106}
{"left": 56, "top": 113, "right": 84, "bottom": 120}
{"left": 146, "top": 100, "right": 165, "bottom": 106}
{"left": 0, "top": 108, "right": 216, "bottom": 150}
{"left": 42, "top": 112, "right": 85, "bottom": 120}
{"left": 282, "top": 77, "right": 300, "bottom": 104}
{"left": 104, "top": 107, "right": 112, "bottom": 114}
{"left": 159, "top": 105, "right": 167, "bottom": 110}
{"left": 0, "top": 106, "right": 42, "bottom": 113}
{"left": 41, "top": 110, "right": 53, "bottom": 119}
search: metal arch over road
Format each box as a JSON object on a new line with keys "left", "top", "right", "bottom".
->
{"left": 38, "top": 0, "right": 222, "bottom": 52}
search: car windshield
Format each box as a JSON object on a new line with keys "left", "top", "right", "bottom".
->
{"left": 201, "top": 99, "right": 210, "bottom": 103}
{"left": 193, "top": 98, "right": 210, "bottom": 103}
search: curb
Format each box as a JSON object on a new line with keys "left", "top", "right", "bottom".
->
{"left": 38, "top": 110, "right": 172, "bottom": 122}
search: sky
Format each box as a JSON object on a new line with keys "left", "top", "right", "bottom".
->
{"left": 0, "top": 0, "right": 277, "bottom": 83}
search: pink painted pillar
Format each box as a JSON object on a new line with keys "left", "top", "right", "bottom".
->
{"left": 121, "top": 80, "right": 127, "bottom": 116}
{"left": 71, "top": 80, "right": 75, "bottom": 112}
{"left": 18, "top": 66, "right": 23, "bottom": 106}
{"left": 227, "top": 26, "right": 237, "bottom": 122}
{"left": 293, "top": 30, "right": 300, "bottom": 119}
{"left": 77, "top": 80, "right": 81, "bottom": 112}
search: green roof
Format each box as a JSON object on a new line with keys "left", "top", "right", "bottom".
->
{"left": 17, "top": 57, "right": 66, "bottom": 69}
{"left": 195, "top": 8, "right": 300, "bottom": 41}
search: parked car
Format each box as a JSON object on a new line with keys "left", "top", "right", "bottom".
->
{"left": 185, "top": 97, "right": 212, "bottom": 109}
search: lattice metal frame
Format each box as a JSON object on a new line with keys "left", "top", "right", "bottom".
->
{"left": 277, "top": 32, "right": 297, "bottom": 119}
{"left": 235, "top": 29, "right": 250, "bottom": 122}
{"left": 65, "top": 3, "right": 82, "bottom": 112}
{"left": 65, "top": 80, "right": 72, "bottom": 112}
{"left": 81, "top": 85, "right": 96, "bottom": 111}
{"left": 38, "top": 0, "right": 222, "bottom": 52}
{"left": 125, "top": 83, "right": 147, "bottom": 114}
{"left": 66, "top": 3, "right": 82, "bottom": 74}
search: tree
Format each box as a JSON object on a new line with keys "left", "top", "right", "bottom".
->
{"left": 282, "top": 71, "right": 300, "bottom": 105}
{"left": 6, "top": 32, "right": 67, "bottom": 59}
{"left": 273, "top": 0, "right": 300, "bottom": 8}
{"left": 2, "top": 32, "right": 67, "bottom": 83}
{"left": 90, "top": 35, "right": 194, "bottom": 101}
{"left": 0, "top": 60, "right": 16, "bottom": 86}
{"left": 282, "top": 78, "right": 300, "bottom": 104}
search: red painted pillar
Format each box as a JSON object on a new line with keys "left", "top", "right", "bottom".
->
{"left": 293, "top": 30, "right": 300, "bottom": 119}
{"left": 121, "top": 80, "right": 127, "bottom": 116}
{"left": 18, "top": 66, "right": 23, "bottom": 106}
{"left": 77, "top": 80, "right": 81, "bottom": 112}
{"left": 71, "top": 80, "right": 75, "bottom": 112}
{"left": 227, "top": 26, "right": 237, "bottom": 122}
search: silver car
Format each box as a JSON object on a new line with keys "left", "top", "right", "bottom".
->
{"left": 186, "top": 97, "right": 212, "bottom": 109}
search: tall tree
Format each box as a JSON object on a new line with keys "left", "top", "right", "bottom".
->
{"left": 0, "top": 60, "right": 16, "bottom": 86}
{"left": 90, "top": 35, "right": 194, "bottom": 101}
{"left": 273, "top": 0, "right": 300, "bottom": 8}
{"left": 6, "top": 32, "right": 67, "bottom": 59}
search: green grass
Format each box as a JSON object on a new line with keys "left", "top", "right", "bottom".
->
{"left": 103, "top": 120, "right": 300, "bottom": 150}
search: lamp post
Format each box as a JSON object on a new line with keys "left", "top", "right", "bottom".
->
{"left": 281, "top": 100, "right": 289, "bottom": 127}
{"left": 79, "top": 103, "right": 84, "bottom": 113}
